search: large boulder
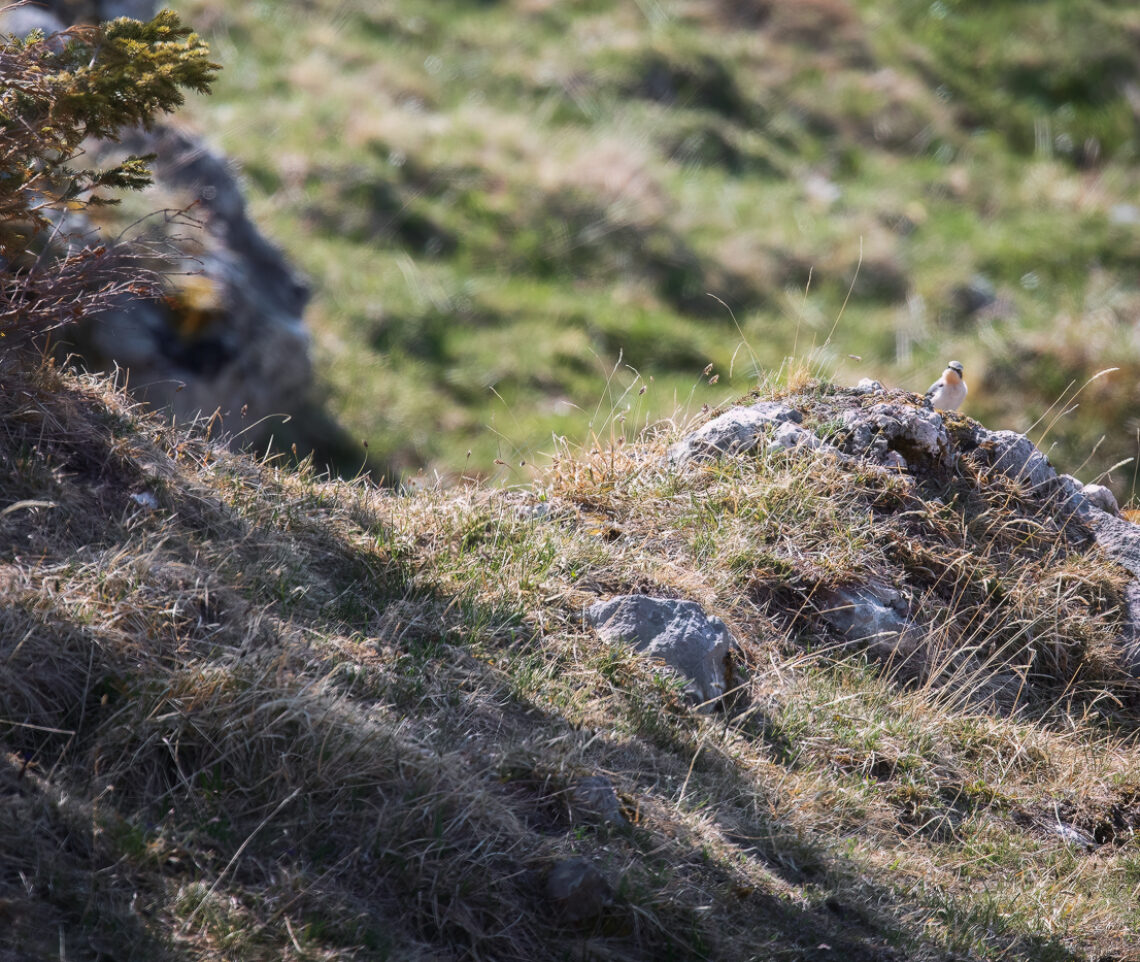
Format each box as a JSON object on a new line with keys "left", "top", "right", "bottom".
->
{"left": 75, "top": 124, "right": 313, "bottom": 433}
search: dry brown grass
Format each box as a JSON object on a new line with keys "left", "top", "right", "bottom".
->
{"left": 3, "top": 356, "right": 1140, "bottom": 960}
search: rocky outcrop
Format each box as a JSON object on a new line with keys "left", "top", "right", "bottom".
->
{"left": 839, "top": 401, "right": 951, "bottom": 473}
{"left": 668, "top": 382, "right": 1140, "bottom": 679}
{"left": 1, "top": 3, "right": 314, "bottom": 443}
{"left": 1068, "top": 503, "right": 1140, "bottom": 674}
{"left": 586, "top": 596, "right": 737, "bottom": 708}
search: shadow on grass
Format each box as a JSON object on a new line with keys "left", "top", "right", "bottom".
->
{"left": 0, "top": 366, "right": 1107, "bottom": 961}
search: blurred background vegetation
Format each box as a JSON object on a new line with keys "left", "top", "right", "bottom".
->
{"left": 168, "top": 0, "right": 1140, "bottom": 493}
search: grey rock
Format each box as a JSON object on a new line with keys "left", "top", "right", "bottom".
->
{"left": 770, "top": 420, "right": 835, "bottom": 454}
{"left": 1048, "top": 821, "right": 1097, "bottom": 851}
{"left": 129, "top": 491, "right": 159, "bottom": 511}
{"left": 967, "top": 440, "right": 1140, "bottom": 674}
{"left": 1033, "top": 470, "right": 1140, "bottom": 675}
{"left": 546, "top": 858, "right": 613, "bottom": 923}
{"left": 1058, "top": 474, "right": 1085, "bottom": 499}
{"left": 72, "top": 124, "right": 313, "bottom": 437}
{"left": 1076, "top": 508, "right": 1140, "bottom": 674}
{"left": 972, "top": 429, "right": 1058, "bottom": 492}
{"left": 1102, "top": 512, "right": 1140, "bottom": 577}
{"left": 1121, "top": 582, "right": 1140, "bottom": 677}
{"left": 566, "top": 775, "right": 626, "bottom": 826}
{"left": 841, "top": 402, "right": 950, "bottom": 470}
{"left": 1082, "top": 483, "right": 1119, "bottom": 516}
{"left": 668, "top": 402, "right": 804, "bottom": 465}
{"left": 882, "top": 450, "right": 908, "bottom": 471}
{"left": 586, "top": 596, "right": 736, "bottom": 707}
{"left": 854, "top": 377, "right": 884, "bottom": 393}
{"left": 815, "top": 582, "right": 922, "bottom": 666}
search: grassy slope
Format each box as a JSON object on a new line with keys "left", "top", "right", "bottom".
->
{"left": 4, "top": 356, "right": 1140, "bottom": 961}
{"left": 164, "top": 0, "right": 1140, "bottom": 493}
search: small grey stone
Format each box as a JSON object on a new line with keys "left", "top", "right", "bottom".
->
{"left": 129, "top": 491, "right": 159, "bottom": 511}
{"left": 1082, "top": 483, "right": 1119, "bottom": 516}
{"left": 1048, "top": 821, "right": 1097, "bottom": 850}
{"left": 854, "top": 377, "right": 884, "bottom": 393}
{"left": 974, "top": 429, "right": 1057, "bottom": 491}
{"left": 815, "top": 582, "right": 923, "bottom": 667}
{"left": 586, "top": 596, "right": 736, "bottom": 708}
{"left": 546, "top": 858, "right": 613, "bottom": 923}
{"left": 566, "top": 776, "right": 626, "bottom": 826}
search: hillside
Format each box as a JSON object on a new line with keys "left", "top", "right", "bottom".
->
{"left": 4, "top": 353, "right": 1140, "bottom": 961}
{"left": 7, "top": 5, "right": 1140, "bottom": 961}
{"left": 165, "top": 0, "right": 1140, "bottom": 493}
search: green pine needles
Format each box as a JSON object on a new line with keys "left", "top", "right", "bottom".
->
{"left": 0, "top": 9, "right": 219, "bottom": 340}
{"left": 1, "top": 9, "right": 219, "bottom": 228}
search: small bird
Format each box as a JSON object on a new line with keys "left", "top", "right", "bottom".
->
{"left": 925, "top": 360, "right": 967, "bottom": 410}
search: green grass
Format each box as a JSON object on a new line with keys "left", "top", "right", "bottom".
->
{"left": 159, "top": 0, "right": 1140, "bottom": 493}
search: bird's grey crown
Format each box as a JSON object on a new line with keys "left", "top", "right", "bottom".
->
{"left": 947, "top": 360, "right": 964, "bottom": 374}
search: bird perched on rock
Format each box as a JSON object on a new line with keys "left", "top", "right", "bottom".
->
{"left": 925, "top": 360, "right": 967, "bottom": 410}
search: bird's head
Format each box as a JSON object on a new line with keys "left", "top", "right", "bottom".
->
{"left": 947, "top": 360, "right": 964, "bottom": 376}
